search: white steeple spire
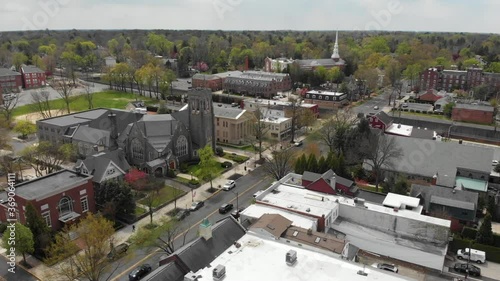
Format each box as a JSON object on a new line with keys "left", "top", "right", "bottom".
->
{"left": 331, "top": 31, "right": 340, "bottom": 60}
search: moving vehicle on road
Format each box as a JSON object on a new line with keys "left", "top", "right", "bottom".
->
{"left": 129, "top": 264, "right": 152, "bottom": 280}
{"left": 453, "top": 263, "right": 481, "bottom": 276}
{"left": 371, "top": 263, "right": 398, "bottom": 273}
{"left": 457, "top": 248, "right": 486, "bottom": 264}
{"left": 107, "top": 242, "right": 129, "bottom": 260}
{"left": 294, "top": 140, "right": 303, "bottom": 147}
{"left": 175, "top": 209, "right": 190, "bottom": 221}
{"left": 219, "top": 203, "right": 234, "bottom": 214}
{"left": 223, "top": 180, "right": 236, "bottom": 191}
{"left": 190, "top": 201, "right": 204, "bottom": 211}
{"left": 373, "top": 106, "right": 379, "bottom": 110}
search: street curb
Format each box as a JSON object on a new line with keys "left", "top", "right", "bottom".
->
{"left": 16, "top": 262, "right": 43, "bottom": 281}
{"left": 205, "top": 189, "right": 222, "bottom": 200}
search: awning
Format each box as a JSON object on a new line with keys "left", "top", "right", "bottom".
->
{"left": 59, "top": 212, "right": 81, "bottom": 223}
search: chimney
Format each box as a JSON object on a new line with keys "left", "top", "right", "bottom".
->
{"left": 108, "top": 111, "right": 118, "bottom": 150}
{"left": 330, "top": 176, "right": 336, "bottom": 191}
{"left": 199, "top": 218, "right": 212, "bottom": 241}
{"left": 431, "top": 172, "right": 438, "bottom": 185}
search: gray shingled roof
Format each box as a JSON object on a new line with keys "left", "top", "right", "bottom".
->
{"left": 136, "top": 115, "right": 178, "bottom": 152}
{"left": 144, "top": 262, "right": 184, "bottom": 281}
{"left": 193, "top": 73, "right": 219, "bottom": 80}
{"left": 21, "top": 65, "right": 44, "bottom": 74}
{"left": 374, "top": 111, "right": 393, "bottom": 126}
{"left": 0, "top": 68, "right": 21, "bottom": 77}
{"left": 409, "top": 184, "right": 478, "bottom": 212}
{"left": 77, "top": 149, "right": 130, "bottom": 183}
{"left": 72, "top": 126, "right": 110, "bottom": 145}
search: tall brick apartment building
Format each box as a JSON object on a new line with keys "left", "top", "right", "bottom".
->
{"left": 0, "top": 169, "right": 95, "bottom": 231}
{"left": 21, "top": 65, "right": 46, "bottom": 89}
{"left": 0, "top": 68, "right": 22, "bottom": 94}
{"left": 419, "top": 67, "right": 500, "bottom": 92}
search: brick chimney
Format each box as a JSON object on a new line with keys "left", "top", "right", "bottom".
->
{"left": 431, "top": 172, "right": 438, "bottom": 185}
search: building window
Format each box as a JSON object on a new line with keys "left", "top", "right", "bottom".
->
{"left": 176, "top": 135, "right": 188, "bottom": 157}
{"left": 42, "top": 212, "right": 51, "bottom": 227}
{"left": 80, "top": 196, "right": 89, "bottom": 213}
{"left": 131, "top": 139, "right": 144, "bottom": 160}
{"left": 106, "top": 168, "right": 115, "bottom": 175}
{"left": 325, "top": 96, "right": 329, "bottom": 100}
{"left": 58, "top": 196, "right": 73, "bottom": 216}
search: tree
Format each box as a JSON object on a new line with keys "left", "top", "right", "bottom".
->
{"left": 25, "top": 203, "right": 53, "bottom": 259}
{"left": 294, "top": 154, "right": 307, "bottom": 175}
{"left": 486, "top": 62, "right": 500, "bottom": 73}
{"left": 196, "top": 144, "right": 219, "bottom": 191}
{"left": 45, "top": 213, "right": 118, "bottom": 281}
{"left": 251, "top": 107, "right": 270, "bottom": 160}
{"left": 306, "top": 153, "right": 318, "bottom": 173}
{"left": 20, "top": 141, "right": 76, "bottom": 177}
{"left": 29, "top": 90, "right": 54, "bottom": 119}
{"left": 494, "top": 164, "right": 500, "bottom": 173}
{"left": 13, "top": 120, "right": 36, "bottom": 139}
{"left": 443, "top": 102, "right": 456, "bottom": 118}
{"left": 403, "top": 64, "right": 422, "bottom": 90}
{"left": 319, "top": 110, "right": 358, "bottom": 156}
{"left": 263, "top": 145, "right": 295, "bottom": 181}
{"left": 83, "top": 81, "right": 94, "bottom": 109}
{"left": 476, "top": 213, "right": 494, "bottom": 245}
{"left": 130, "top": 217, "right": 189, "bottom": 255}
{"left": 0, "top": 91, "right": 19, "bottom": 122}
{"left": 12, "top": 52, "right": 28, "bottom": 71}
{"left": 362, "top": 132, "right": 403, "bottom": 191}
{"left": 394, "top": 176, "right": 409, "bottom": 195}
{"left": 2, "top": 222, "right": 34, "bottom": 265}
{"left": 94, "top": 180, "right": 136, "bottom": 220}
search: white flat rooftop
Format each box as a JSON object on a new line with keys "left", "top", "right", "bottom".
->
{"left": 189, "top": 233, "right": 414, "bottom": 281}
{"left": 382, "top": 193, "right": 421, "bottom": 210}
{"left": 241, "top": 205, "right": 317, "bottom": 230}
{"left": 306, "top": 90, "right": 345, "bottom": 96}
{"left": 386, "top": 123, "right": 413, "bottom": 136}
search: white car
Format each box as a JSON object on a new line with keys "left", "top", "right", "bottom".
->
{"left": 493, "top": 160, "right": 499, "bottom": 166}
{"left": 373, "top": 106, "right": 379, "bottom": 110}
{"left": 371, "top": 263, "right": 398, "bottom": 273}
{"left": 222, "top": 180, "right": 236, "bottom": 191}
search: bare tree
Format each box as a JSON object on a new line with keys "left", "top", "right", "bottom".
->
{"left": 362, "top": 132, "right": 403, "bottom": 192}
{"left": 50, "top": 78, "right": 74, "bottom": 113}
{"left": 130, "top": 218, "right": 190, "bottom": 255}
{"left": 83, "top": 81, "right": 94, "bottom": 109}
{"left": 263, "top": 144, "right": 295, "bottom": 180}
{"left": 30, "top": 90, "right": 54, "bottom": 119}
{"left": 319, "top": 109, "right": 358, "bottom": 155}
{"left": 0, "top": 91, "right": 18, "bottom": 122}
{"left": 20, "top": 141, "right": 76, "bottom": 177}
{"left": 251, "top": 106, "right": 270, "bottom": 160}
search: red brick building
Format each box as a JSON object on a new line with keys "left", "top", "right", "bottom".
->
{"left": 452, "top": 104, "right": 494, "bottom": 124}
{"left": 192, "top": 74, "right": 222, "bottom": 91}
{"left": 0, "top": 169, "right": 95, "bottom": 231}
{"left": 0, "top": 68, "right": 22, "bottom": 94}
{"left": 420, "top": 67, "right": 500, "bottom": 92}
{"left": 367, "top": 111, "right": 393, "bottom": 131}
{"left": 21, "top": 65, "right": 46, "bottom": 89}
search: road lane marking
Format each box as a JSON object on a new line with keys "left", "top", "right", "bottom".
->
{"left": 111, "top": 176, "right": 269, "bottom": 280}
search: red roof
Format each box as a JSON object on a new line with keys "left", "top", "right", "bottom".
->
{"left": 419, "top": 90, "right": 443, "bottom": 102}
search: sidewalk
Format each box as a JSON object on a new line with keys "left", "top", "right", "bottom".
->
{"left": 9, "top": 150, "right": 266, "bottom": 281}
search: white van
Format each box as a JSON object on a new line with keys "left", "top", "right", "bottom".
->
{"left": 457, "top": 248, "right": 486, "bottom": 264}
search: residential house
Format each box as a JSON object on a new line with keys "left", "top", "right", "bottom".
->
{"left": 368, "top": 112, "right": 435, "bottom": 139}
{"left": 364, "top": 134, "right": 493, "bottom": 189}
{"left": 0, "top": 68, "right": 22, "bottom": 94}
{"left": 303, "top": 90, "right": 348, "bottom": 109}
{"left": 21, "top": 65, "right": 46, "bottom": 89}
{"left": 410, "top": 184, "right": 478, "bottom": 231}
{"left": 0, "top": 170, "right": 95, "bottom": 231}
{"left": 74, "top": 149, "right": 130, "bottom": 186}
{"left": 367, "top": 111, "right": 393, "bottom": 131}
{"left": 452, "top": 103, "right": 494, "bottom": 124}
{"left": 301, "top": 169, "right": 359, "bottom": 197}
{"left": 104, "top": 56, "right": 117, "bottom": 67}
{"left": 213, "top": 104, "right": 254, "bottom": 144}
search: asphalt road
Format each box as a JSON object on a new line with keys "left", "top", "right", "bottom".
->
{"left": 109, "top": 166, "right": 272, "bottom": 281}
{"left": 351, "top": 90, "right": 392, "bottom": 115}
{"left": 0, "top": 255, "right": 38, "bottom": 281}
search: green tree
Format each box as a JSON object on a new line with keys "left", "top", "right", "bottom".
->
{"left": 487, "top": 62, "right": 500, "bottom": 73}
{"left": 12, "top": 52, "right": 28, "bottom": 71}
{"left": 196, "top": 144, "right": 219, "bottom": 191}
{"left": 403, "top": 63, "right": 422, "bottom": 90}
{"left": 13, "top": 120, "right": 36, "bottom": 139}
{"left": 394, "top": 177, "right": 409, "bottom": 195}
{"left": 306, "top": 153, "right": 318, "bottom": 173}
{"left": 94, "top": 180, "right": 136, "bottom": 220}
{"left": 494, "top": 164, "right": 500, "bottom": 173}
{"left": 20, "top": 141, "right": 76, "bottom": 177}
{"left": 45, "top": 213, "right": 116, "bottom": 281}
{"left": 443, "top": 102, "right": 456, "bottom": 118}
{"left": 487, "top": 196, "right": 497, "bottom": 222}
{"left": 25, "top": 203, "right": 52, "bottom": 259}
{"left": 476, "top": 213, "right": 494, "bottom": 245}
{"left": 2, "top": 222, "right": 34, "bottom": 265}
{"left": 294, "top": 154, "right": 307, "bottom": 174}
{"left": 130, "top": 218, "right": 187, "bottom": 255}
{"left": 462, "top": 58, "right": 481, "bottom": 68}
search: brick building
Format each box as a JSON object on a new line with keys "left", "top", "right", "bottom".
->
{"left": 419, "top": 67, "right": 500, "bottom": 92}
{"left": 303, "top": 90, "right": 348, "bottom": 109}
{"left": 451, "top": 103, "right": 494, "bottom": 124}
{"left": 21, "top": 65, "right": 46, "bottom": 89}
{"left": 0, "top": 68, "right": 22, "bottom": 94}
{"left": 192, "top": 74, "right": 223, "bottom": 91}
{"left": 222, "top": 71, "right": 292, "bottom": 98}
{"left": 0, "top": 170, "right": 95, "bottom": 231}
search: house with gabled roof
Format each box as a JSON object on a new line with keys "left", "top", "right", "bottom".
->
{"left": 301, "top": 169, "right": 358, "bottom": 197}
{"left": 367, "top": 111, "right": 393, "bottom": 131}
{"left": 74, "top": 149, "right": 130, "bottom": 185}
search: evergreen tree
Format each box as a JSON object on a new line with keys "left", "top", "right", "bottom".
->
{"left": 317, "top": 156, "right": 328, "bottom": 174}
{"left": 476, "top": 213, "right": 494, "bottom": 245}
{"left": 294, "top": 154, "right": 306, "bottom": 174}
{"left": 306, "top": 154, "right": 318, "bottom": 173}
{"left": 25, "top": 203, "right": 53, "bottom": 258}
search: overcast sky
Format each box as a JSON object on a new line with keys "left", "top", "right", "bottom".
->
{"left": 0, "top": 0, "right": 499, "bottom": 33}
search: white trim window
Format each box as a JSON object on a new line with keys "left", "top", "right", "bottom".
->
{"left": 80, "top": 196, "right": 89, "bottom": 213}
{"left": 58, "top": 197, "right": 73, "bottom": 216}
{"left": 42, "top": 211, "right": 51, "bottom": 227}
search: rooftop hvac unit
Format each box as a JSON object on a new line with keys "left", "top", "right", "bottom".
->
{"left": 213, "top": 265, "right": 226, "bottom": 281}
{"left": 286, "top": 250, "right": 297, "bottom": 266}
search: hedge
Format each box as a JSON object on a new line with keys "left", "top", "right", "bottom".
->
{"left": 450, "top": 235, "right": 500, "bottom": 263}
{"left": 461, "top": 227, "right": 500, "bottom": 247}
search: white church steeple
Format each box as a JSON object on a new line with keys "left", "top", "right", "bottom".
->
{"left": 331, "top": 31, "right": 340, "bottom": 61}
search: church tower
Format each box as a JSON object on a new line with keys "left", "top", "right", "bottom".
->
{"left": 187, "top": 88, "right": 215, "bottom": 152}
{"left": 331, "top": 31, "right": 340, "bottom": 61}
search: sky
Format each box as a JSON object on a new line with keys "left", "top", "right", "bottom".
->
{"left": 0, "top": 0, "right": 499, "bottom": 33}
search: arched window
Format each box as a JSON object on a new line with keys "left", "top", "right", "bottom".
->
{"left": 176, "top": 135, "right": 188, "bottom": 157}
{"left": 58, "top": 197, "right": 73, "bottom": 216}
{"left": 131, "top": 139, "right": 144, "bottom": 160}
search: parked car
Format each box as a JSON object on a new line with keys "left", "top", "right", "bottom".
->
{"left": 294, "top": 140, "right": 303, "bottom": 147}
{"left": 373, "top": 106, "right": 379, "bottom": 110}
{"left": 457, "top": 248, "right": 486, "bottom": 264}
{"left": 219, "top": 203, "right": 234, "bottom": 214}
{"left": 371, "top": 263, "right": 398, "bottom": 273}
{"left": 492, "top": 160, "right": 498, "bottom": 166}
{"left": 401, "top": 103, "right": 408, "bottom": 108}
{"left": 190, "top": 201, "right": 204, "bottom": 211}
{"left": 175, "top": 209, "right": 190, "bottom": 221}
{"left": 453, "top": 263, "right": 481, "bottom": 277}
{"left": 129, "top": 264, "right": 152, "bottom": 281}
{"left": 107, "top": 243, "right": 129, "bottom": 260}
{"left": 223, "top": 180, "right": 236, "bottom": 191}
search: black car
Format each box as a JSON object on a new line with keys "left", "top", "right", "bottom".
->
{"left": 190, "top": 201, "right": 204, "bottom": 211}
{"left": 107, "top": 243, "right": 129, "bottom": 260}
{"left": 175, "top": 209, "right": 190, "bottom": 221}
{"left": 219, "top": 203, "right": 234, "bottom": 214}
{"left": 454, "top": 263, "right": 481, "bottom": 277}
{"left": 129, "top": 264, "right": 152, "bottom": 281}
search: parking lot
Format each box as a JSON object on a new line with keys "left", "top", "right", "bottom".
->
{"left": 401, "top": 102, "right": 434, "bottom": 112}
{"left": 357, "top": 251, "right": 426, "bottom": 281}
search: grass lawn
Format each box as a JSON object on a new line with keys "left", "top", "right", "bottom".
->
{"left": 187, "top": 163, "right": 225, "bottom": 179}
{"left": 135, "top": 206, "right": 147, "bottom": 216}
{"left": 13, "top": 90, "right": 156, "bottom": 117}
{"left": 222, "top": 152, "right": 250, "bottom": 163}
{"left": 399, "top": 111, "right": 449, "bottom": 120}
{"left": 137, "top": 185, "right": 186, "bottom": 208}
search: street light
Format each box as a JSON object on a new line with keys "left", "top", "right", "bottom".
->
{"left": 448, "top": 122, "right": 456, "bottom": 140}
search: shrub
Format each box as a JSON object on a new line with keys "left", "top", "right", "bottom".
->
{"left": 221, "top": 161, "right": 232, "bottom": 168}
{"left": 0, "top": 223, "right": 7, "bottom": 234}
{"left": 409, "top": 109, "right": 415, "bottom": 113}
{"left": 189, "top": 179, "right": 200, "bottom": 185}
{"left": 167, "top": 169, "right": 176, "bottom": 178}
{"left": 180, "top": 163, "right": 189, "bottom": 173}
{"left": 415, "top": 110, "right": 421, "bottom": 113}
{"left": 215, "top": 146, "right": 224, "bottom": 156}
